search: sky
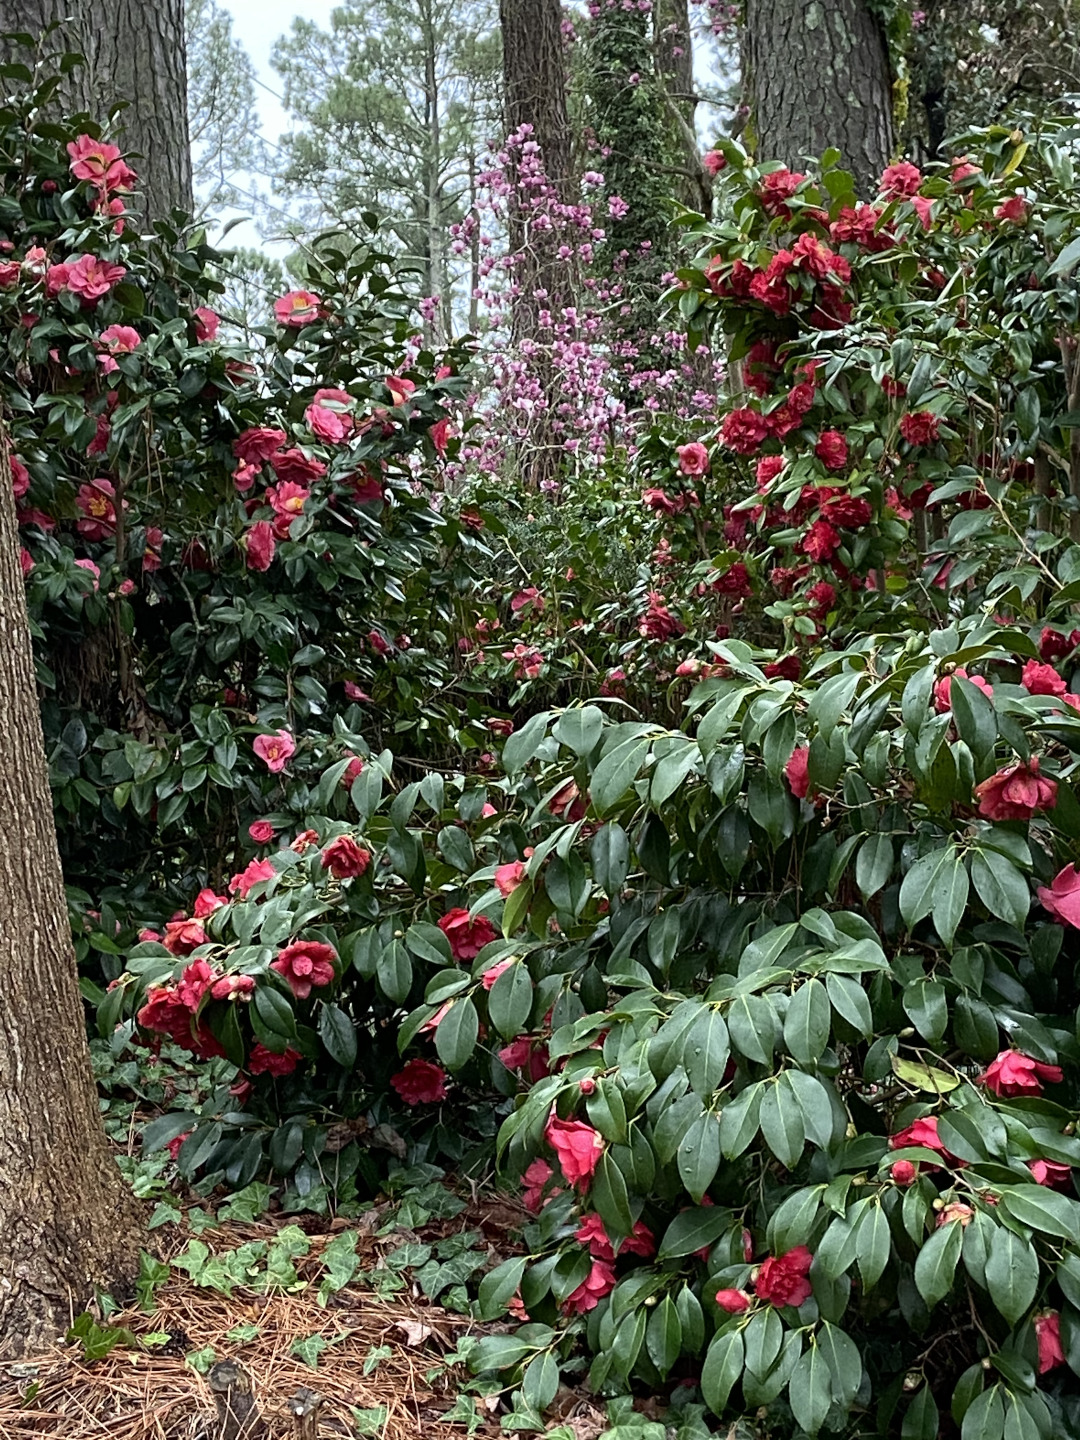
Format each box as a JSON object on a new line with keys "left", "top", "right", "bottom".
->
{"left": 213, "top": 0, "right": 337, "bottom": 249}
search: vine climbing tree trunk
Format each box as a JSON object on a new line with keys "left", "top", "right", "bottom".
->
{"left": 0, "top": 0, "right": 192, "bottom": 220}
{"left": 499, "top": 0, "right": 572, "bottom": 487}
{"left": 743, "top": 0, "right": 893, "bottom": 193}
{"left": 0, "top": 436, "right": 142, "bottom": 1356}
{"left": 654, "top": 0, "right": 709, "bottom": 211}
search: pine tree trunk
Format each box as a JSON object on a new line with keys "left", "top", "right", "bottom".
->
{"left": 498, "top": 0, "right": 572, "bottom": 487}
{"left": 654, "top": 0, "right": 708, "bottom": 210}
{"left": 0, "top": 435, "right": 142, "bottom": 1356}
{"left": 743, "top": 0, "right": 893, "bottom": 194}
{"left": 0, "top": 0, "right": 192, "bottom": 220}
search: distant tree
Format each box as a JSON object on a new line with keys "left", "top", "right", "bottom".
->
{"left": 214, "top": 245, "right": 287, "bottom": 335}
{"left": 906, "top": 0, "right": 1080, "bottom": 159}
{"left": 186, "top": 0, "right": 264, "bottom": 215}
{"left": 0, "top": 0, "right": 192, "bottom": 218}
{"left": 271, "top": 0, "right": 500, "bottom": 338}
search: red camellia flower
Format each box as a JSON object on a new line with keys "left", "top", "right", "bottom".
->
{"left": 248, "top": 1044, "right": 302, "bottom": 1077}
{"left": 879, "top": 161, "right": 923, "bottom": 198}
{"left": 754, "top": 1246, "right": 813, "bottom": 1308}
{"left": 1028, "top": 1158, "right": 1072, "bottom": 1190}
{"left": 1039, "top": 627, "right": 1079, "bottom": 662}
{"left": 973, "top": 757, "right": 1057, "bottom": 821}
{"left": 245, "top": 520, "right": 276, "bottom": 572}
{"left": 702, "top": 149, "right": 726, "bottom": 176}
{"left": 233, "top": 427, "right": 286, "bottom": 465}
{"left": 995, "top": 195, "right": 1029, "bottom": 223}
{"left": 75, "top": 478, "right": 118, "bottom": 540}
{"left": 785, "top": 745, "right": 811, "bottom": 799}
{"left": 716, "top": 1289, "right": 752, "bottom": 1314}
{"left": 253, "top": 729, "right": 295, "bottom": 772}
{"left": 163, "top": 919, "right": 208, "bottom": 956}
{"left": 801, "top": 519, "right": 842, "bottom": 563}
{"left": 720, "top": 407, "right": 770, "bottom": 455}
{"left": 932, "top": 668, "right": 993, "bottom": 714}
{"left": 757, "top": 167, "right": 806, "bottom": 215}
{"left": 545, "top": 1114, "right": 604, "bottom": 1188}
{"left": 271, "top": 448, "right": 327, "bottom": 487}
{"left": 1021, "top": 659, "right": 1067, "bottom": 697}
{"left": 391, "top": 1058, "right": 448, "bottom": 1105}
{"left": 815, "top": 430, "right": 848, "bottom": 470}
{"left": 521, "top": 1158, "right": 558, "bottom": 1212}
{"left": 271, "top": 940, "right": 337, "bottom": 999}
{"left": 822, "top": 494, "right": 872, "bottom": 529}
{"left": 495, "top": 861, "right": 527, "bottom": 897}
{"left": 756, "top": 455, "right": 785, "bottom": 490}
{"left": 274, "top": 289, "right": 322, "bottom": 327}
{"left": 193, "top": 306, "right": 220, "bottom": 342}
{"left": 1038, "top": 864, "right": 1080, "bottom": 926}
{"left": 229, "top": 857, "right": 275, "bottom": 899}
{"left": 562, "top": 1258, "right": 616, "bottom": 1315}
{"left": 982, "top": 1050, "right": 1063, "bottom": 1098}
{"left": 249, "top": 820, "right": 275, "bottom": 844}
{"left": 676, "top": 441, "right": 709, "bottom": 476}
{"left": 639, "top": 591, "right": 685, "bottom": 640}
{"left": 320, "top": 835, "right": 372, "bottom": 879}
{"left": 438, "top": 907, "right": 498, "bottom": 961}
{"left": 900, "top": 411, "right": 940, "bottom": 446}
{"left": 1035, "top": 1311, "right": 1066, "bottom": 1374}
{"left": 193, "top": 888, "right": 227, "bottom": 919}
{"left": 888, "top": 1115, "right": 962, "bottom": 1167}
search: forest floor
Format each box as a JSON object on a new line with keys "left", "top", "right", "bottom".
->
{"left": 0, "top": 1189, "right": 608, "bottom": 1440}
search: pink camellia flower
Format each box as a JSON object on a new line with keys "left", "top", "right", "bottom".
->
{"left": 141, "top": 526, "right": 163, "bottom": 572}
{"left": 785, "top": 745, "right": 812, "bottom": 799}
{"left": 932, "top": 668, "right": 993, "bottom": 714}
{"left": 1028, "top": 1158, "right": 1072, "bottom": 1190}
{"left": 19, "top": 546, "right": 34, "bottom": 576}
{"left": 562, "top": 1258, "right": 616, "bottom": 1316}
{"left": 244, "top": 521, "right": 276, "bottom": 572}
{"left": 996, "top": 195, "right": 1029, "bottom": 223}
{"left": 74, "top": 558, "right": 100, "bottom": 590}
{"left": 676, "top": 441, "right": 710, "bottom": 476}
{"left": 266, "top": 480, "right": 310, "bottom": 523}
{"left": 211, "top": 973, "right": 255, "bottom": 1001}
{"left": 510, "top": 586, "right": 545, "bottom": 615}
{"left": 97, "top": 324, "right": 140, "bottom": 374}
{"left": 879, "top": 161, "right": 923, "bottom": 198}
{"left": 176, "top": 958, "right": 216, "bottom": 1010}
{"left": 521, "top": 1158, "right": 558, "bottom": 1212}
{"left": 900, "top": 411, "right": 940, "bottom": 446}
{"left": 1022, "top": 659, "right": 1067, "bottom": 697}
{"left": 982, "top": 1050, "right": 1063, "bottom": 1098}
{"left": 481, "top": 960, "right": 515, "bottom": 990}
{"left": 320, "top": 835, "right": 371, "bottom": 879}
{"left": 495, "top": 861, "right": 527, "bottom": 897}
{"left": 248, "top": 1043, "right": 302, "bottom": 1077}
{"left": 228, "top": 857, "right": 276, "bottom": 899}
{"left": 891, "top": 1159, "right": 917, "bottom": 1186}
{"left": 305, "top": 387, "right": 355, "bottom": 443}
{"left": 574, "top": 1213, "right": 655, "bottom": 1261}
{"left": 720, "top": 407, "right": 770, "bottom": 455}
{"left": 702, "top": 149, "right": 727, "bottom": 176}
{"left": 344, "top": 682, "right": 372, "bottom": 703}
{"left": 166, "top": 1132, "right": 190, "bottom": 1161}
{"left": 75, "top": 478, "right": 117, "bottom": 540}
{"left": 754, "top": 1246, "right": 814, "bottom": 1308}
{"left": 1035, "top": 1311, "right": 1066, "bottom": 1374}
{"left": 815, "top": 430, "right": 848, "bottom": 470}
{"left": 973, "top": 757, "right": 1057, "bottom": 821}
{"left": 67, "top": 134, "right": 124, "bottom": 184}
{"left": 249, "top": 820, "right": 275, "bottom": 844}
{"left": 888, "top": 1115, "right": 961, "bottom": 1166}
{"left": 936, "top": 1202, "right": 975, "bottom": 1227}
{"left": 193, "top": 887, "right": 227, "bottom": 918}
{"left": 757, "top": 168, "right": 806, "bottom": 216}
{"left": 271, "top": 940, "right": 337, "bottom": 999}
{"left": 430, "top": 417, "right": 452, "bottom": 453}
{"left": 385, "top": 375, "right": 416, "bottom": 407}
{"left": 274, "top": 289, "right": 322, "bottom": 327}
{"left": 271, "top": 448, "right": 327, "bottom": 487}
{"left": 137, "top": 928, "right": 161, "bottom": 943}
{"left": 550, "top": 779, "right": 588, "bottom": 821}
{"left": 1039, "top": 865, "right": 1080, "bottom": 926}
{"left": 193, "top": 307, "right": 220, "bottom": 342}
{"left": 340, "top": 754, "right": 365, "bottom": 787}
{"left": 253, "top": 729, "right": 295, "bottom": 773}
{"left": 65, "top": 253, "right": 127, "bottom": 301}
{"left": 391, "top": 1058, "right": 449, "bottom": 1105}
{"left": 233, "top": 427, "right": 286, "bottom": 465}
{"left": 162, "top": 919, "right": 208, "bottom": 956}
{"left": 756, "top": 455, "right": 785, "bottom": 489}
{"left": 545, "top": 1114, "right": 604, "bottom": 1188}
{"left": 438, "top": 907, "right": 498, "bottom": 961}
{"left": 716, "top": 1289, "right": 752, "bottom": 1313}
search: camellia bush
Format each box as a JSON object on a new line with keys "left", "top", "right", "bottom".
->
{"left": 11, "top": 32, "right": 1080, "bottom": 1439}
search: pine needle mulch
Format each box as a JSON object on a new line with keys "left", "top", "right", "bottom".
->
{"left": 0, "top": 1196, "right": 531, "bottom": 1440}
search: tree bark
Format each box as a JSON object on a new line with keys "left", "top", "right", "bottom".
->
{"left": 0, "top": 0, "right": 193, "bottom": 220}
{"left": 498, "top": 0, "right": 572, "bottom": 487}
{"left": 654, "top": 0, "right": 709, "bottom": 210}
{"left": 0, "top": 433, "right": 142, "bottom": 1356}
{"left": 743, "top": 0, "right": 893, "bottom": 194}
